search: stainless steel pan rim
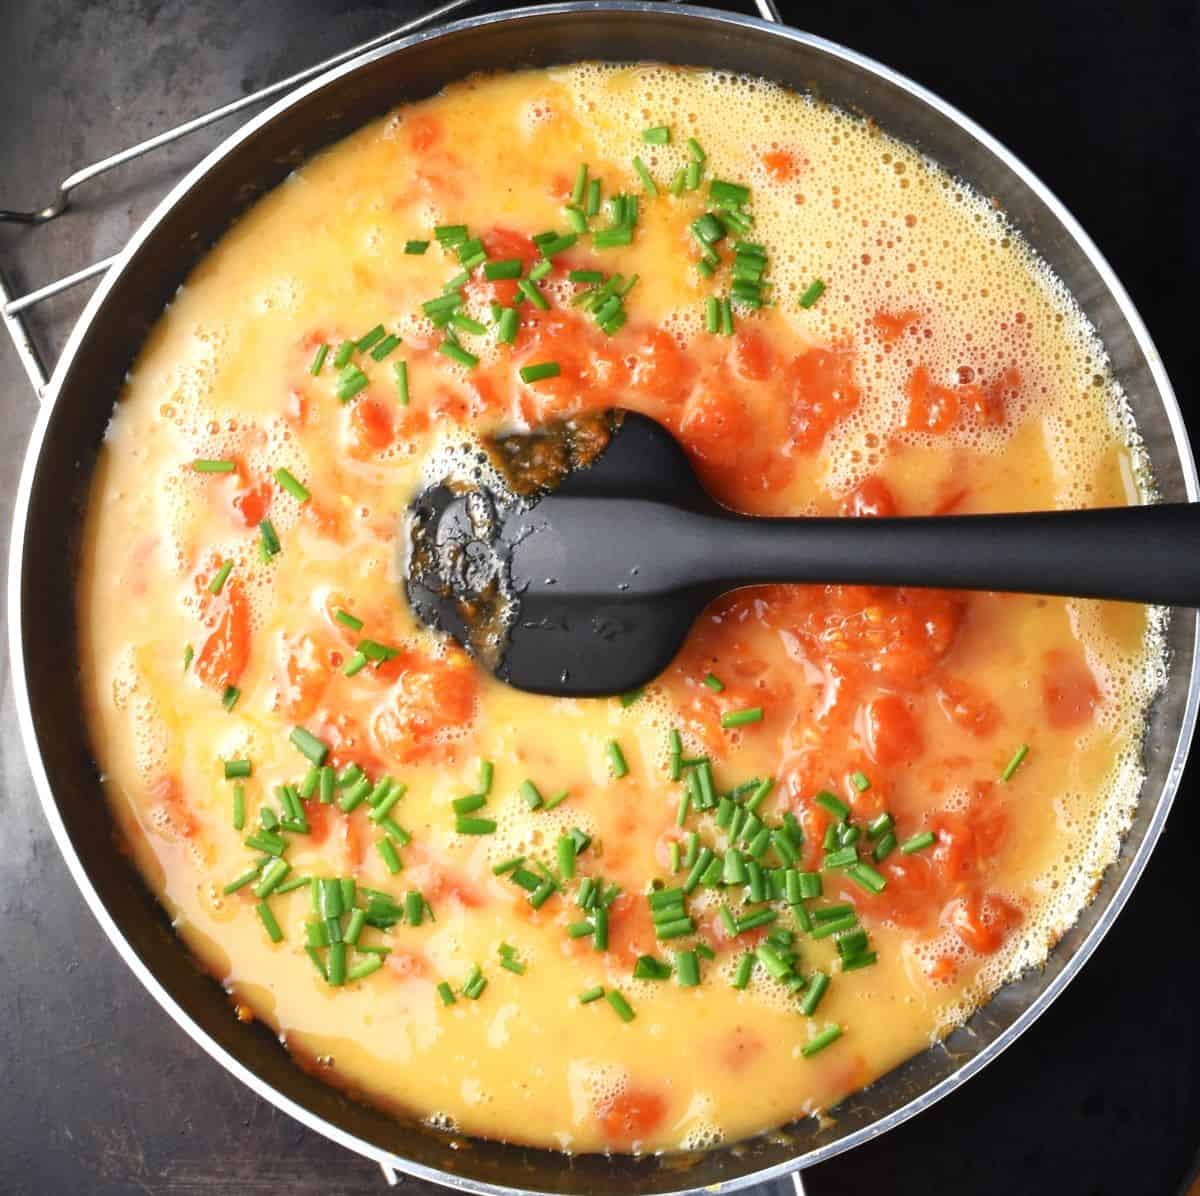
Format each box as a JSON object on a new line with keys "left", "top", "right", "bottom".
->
{"left": 9, "top": 4, "right": 1198, "bottom": 1193}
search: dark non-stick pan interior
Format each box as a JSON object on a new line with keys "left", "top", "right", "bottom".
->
{"left": 13, "top": 5, "right": 1196, "bottom": 1193}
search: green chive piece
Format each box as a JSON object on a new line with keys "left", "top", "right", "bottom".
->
{"left": 230, "top": 783, "right": 246, "bottom": 831}
{"left": 335, "top": 364, "right": 369, "bottom": 401}
{"left": 259, "top": 518, "right": 281, "bottom": 558}
{"left": 849, "top": 771, "right": 870, "bottom": 793}
{"left": 800, "top": 972, "right": 830, "bottom": 1016}
{"left": 900, "top": 830, "right": 937, "bottom": 855}
{"left": 720, "top": 297, "right": 734, "bottom": 335}
{"left": 254, "top": 858, "right": 291, "bottom": 899}
{"left": 799, "top": 279, "right": 826, "bottom": 309}
{"left": 326, "top": 942, "right": 346, "bottom": 986}
{"left": 439, "top": 340, "right": 479, "bottom": 369}
{"left": 585, "top": 178, "right": 602, "bottom": 217}
{"left": 453, "top": 793, "right": 486, "bottom": 814}
{"left": 345, "top": 955, "right": 383, "bottom": 983}
{"left": 289, "top": 726, "right": 328, "bottom": 766}
{"left": 822, "top": 846, "right": 858, "bottom": 870}
{"left": 437, "top": 980, "right": 456, "bottom": 1005}
{"left": 605, "top": 989, "right": 635, "bottom": 1022}
{"left": 297, "top": 765, "right": 319, "bottom": 800}
{"left": 256, "top": 902, "right": 283, "bottom": 943}
{"left": 182, "top": 643, "right": 194, "bottom": 673}
{"left": 871, "top": 830, "right": 897, "bottom": 862}
{"left": 802, "top": 1024, "right": 842, "bottom": 1057}
{"left": 456, "top": 816, "right": 497, "bottom": 835}
{"left": 496, "top": 306, "right": 519, "bottom": 344}
{"left": 606, "top": 739, "right": 629, "bottom": 779}
{"left": 272, "top": 469, "right": 310, "bottom": 506}
{"left": 685, "top": 159, "right": 702, "bottom": 191}
{"left": 404, "top": 239, "right": 429, "bottom": 255}
{"left": 867, "top": 812, "right": 893, "bottom": 838}
{"left": 450, "top": 312, "right": 487, "bottom": 336}
{"left": 846, "top": 861, "right": 887, "bottom": 894}
{"left": 222, "top": 865, "right": 259, "bottom": 895}
{"left": 703, "top": 671, "right": 725, "bottom": 692}
{"left": 519, "top": 361, "right": 561, "bottom": 384}
{"left": 619, "top": 688, "right": 644, "bottom": 708}
{"left": 519, "top": 779, "right": 543, "bottom": 810}
{"left": 579, "top": 984, "right": 605, "bottom": 1004}
{"left": 642, "top": 125, "right": 671, "bottom": 144}
{"left": 316, "top": 766, "right": 334, "bottom": 805}
{"left": 633, "top": 954, "right": 672, "bottom": 981}
{"left": 223, "top": 758, "right": 251, "bottom": 780}
{"left": 686, "top": 137, "right": 706, "bottom": 162}
{"left": 475, "top": 759, "right": 494, "bottom": 795}
{"left": 676, "top": 949, "right": 700, "bottom": 987}
{"left": 593, "top": 905, "right": 609, "bottom": 951}
{"left": 221, "top": 685, "right": 240, "bottom": 712}
{"left": 332, "top": 609, "right": 362, "bottom": 634}
{"left": 392, "top": 359, "right": 409, "bottom": 406}
{"left": 810, "top": 913, "right": 858, "bottom": 940}
{"left": 192, "top": 458, "right": 236, "bottom": 473}
{"left": 798, "top": 871, "right": 822, "bottom": 899}
{"left": 592, "top": 227, "right": 633, "bottom": 249}
{"left": 557, "top": 835, "right": 577, "bottom": 880}
{"left": 370, "top": 334, "right": 401, "bottom": 362}
{"left": 571, "top": 162, "right": 589, "bottom": 206}
{"left": 377, "top": 837, "right": 402, "bottom": 874}
{"left": 333, "top": 339, "right": 355, "bottom": 368}
{"left": 309, "top": 344, "right": 329, "bottom": 375}
{"left": 814, "top": 790, "right": 850, "bottom": 821}
{"left": 1001, "top": 743, "right": 1030, "bottom": 781}
{"left": 516, "top": 278, "right": 551, "bottom": 310}
{"left": 732, "top": 952, "right": 755, "bottom": 990}
{"left": 484, "top": 258, "right": 523, "bottom": 281}
{"left": 632, "top": 156, "right": 657, "bottom": 196}
{"left": 435, "top": 224, "right": 469, "bottom": 246}
{"left": 207, "top": 561, "right": 233, "bottom": 598}
{"left": 721, "top": 707, "right": 763, "bottom": 728}
{"left": 704, "top": 296, "right": 720, "bottom": 333}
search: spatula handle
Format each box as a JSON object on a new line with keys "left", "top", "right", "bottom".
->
{"left": 712, "top": 503, "right": 1200, "bottom": 605}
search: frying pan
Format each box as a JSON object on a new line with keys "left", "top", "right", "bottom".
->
{"left": 8, "top": 4, "right": 1198, "bottom": 1193}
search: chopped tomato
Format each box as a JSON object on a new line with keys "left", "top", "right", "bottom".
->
{"left": 937, "top": 678, "right": 1001, "bottom": 737}
{"left": 904, "top": 364, "right": 959, "bottom": 434}
{"left": 481, "top": 227, "right": 538, "bottom": 269}
{"left": 861, "top": 693, "right": 922, "bottom": 766}
{"left": 605, "top": 892, "right": 657, "bottom": 965}
{"left": 349, "top": 396, "right": 394, "bottom": 452}
{"left": 278, "top": 632, "right": 329, "bottom": 720}
{"left": 147, "top": 774, "right": 197, "bottom": 838}
{"left": 315, "top": 709, "right": 381, "bottom": 776}
{"left": 423, "top": 867, "right": 485, "bottom": 909}
{"left": 406, "top": 112, "right": 442, "bottom": 152}
{"left": 965, "top": 367, "right": 1021, "bottom": 425}
{"left": 303, "top": 499, "right": 347, "bottom": 542}
{"left": 596, "top": 1088, "right": 668, "bottom": 1146}
{"left": 946, "top": 892, "right": 1023, "bottom": 954}
{"left": 761, "top": 149, "right": 795, "bottom": 181}
{"left": 385, "top": 949, "right": 431, "bottom": 981}
{"left": 1043, "top": 647, "right": 1099, "bottom": 728}
{"left": 627, "top": 328, "right": 692, "bottom": 401}
{"left": 195, "top": 581, "right": 251, "bottom": 689}
{"left": 784, "top": 345, "right": 862, "bottom": 451}
{"left": 372, "top": 651, "right": 477, "bottom": 764}
{"left": 841, "top": 476, "right": 897, "bottom": 518}
{"left": 304, "top": 800, "right": 335, "bottom": 846}
{"left": 871, "top": 309, "right": 920, "bottom": 343}
{"left": 679, "top": 380, "right": 753, "bottom": 468}
{"left": 730, "top": 329, "right": 773, "bottom": 381}
{"left": 229, "top": 478, "right": 271, "bottom": 529}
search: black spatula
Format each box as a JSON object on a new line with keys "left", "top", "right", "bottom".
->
{"left": 405, "top": 409, "right": 1200, "bottom": 697}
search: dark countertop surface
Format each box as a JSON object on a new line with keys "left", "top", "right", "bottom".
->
{"left": 1, "top": 2, "right": 1198, "bottom": 1193}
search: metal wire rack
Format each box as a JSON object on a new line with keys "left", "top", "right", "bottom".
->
{"left": 0, "top": 0, "right": 780, "bottom": 400}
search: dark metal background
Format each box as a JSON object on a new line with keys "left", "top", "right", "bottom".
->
{"left": 0, "top": 2, "right": 1197, "bottom": 1193}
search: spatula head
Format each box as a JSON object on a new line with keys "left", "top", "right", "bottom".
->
{"left": 405, "top": 410, "right": 719, "bottom": 696}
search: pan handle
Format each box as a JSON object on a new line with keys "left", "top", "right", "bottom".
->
{"left": 754, "top": 0, "right": 784, "bottom": 21}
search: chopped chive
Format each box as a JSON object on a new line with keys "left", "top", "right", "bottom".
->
{"left": 221, "top": 686, "right": 240, "bottom": 712}
{"left": 297, "top": 765, "right": 320, "bottom": 800}
{"left": 605, "top": 989, "right": 635, "bottom": 1022}
{"left": 434, "top": 224, "right": 469, "bottom": 246}
{"left": 579, "top": 985, "right": 604, "bottom": 1004}
{"left": 405, "top": 890, "right": 425, "bottom": 927}
{"left": 585, "top": 178, "right": 602, "bottom": 216}
{"left": 720, "top": 297, "right": 734, "bottom": 336}
{"left": 474, "top": 759, "right": 493, "bottom": 796}
{"left": 456, "top": 816, "right": 497, "bottom": 835}
{"left": 370, "top": 334, "right": 401, "bottom": 361}
{"left": 702, "top": 671, "right": 725, "bottom": 693}
{"left": 369, "top": 784, "right": 406, "bottom": 822}
{"left": 721, "top": 707, "right": 763, "bottom": 728}
{"left": 633, "top": 954, "right": 672, "bottom": 981}
{"left": 256, "top": 902, "right": 283, "bottom": 943}
{"left": 866, "top": 812, "right": 893, "bottom": 838}
{"left": 814, "top": 790, "right": 850, "bottom": 821}
{"left": 516, "top": 278, "right": 551, "bottom": 310}
{"left": 872, "top": 830, "right": 898, "bottom": 863}
{"left": 619, "top": 688, "right": 644, "bottom": 708}
{"left": 529, "top": 879, "right": 556, "bottom": 909}
{"left": 800, "top": 971, "right": 830, "bottom": 1016}
{"left": 182, "top": 643, "right": 194, "bottom": 673}
{"left": 685, "top": 159, "right": 702, "bottom": 191}
{"left": 439, "top": 340, "right": 479, "bottom": 369}
{"left": 484, "top": 258, "right": 523, "bottom": 281}
{"left": 851, "top": 770, "right": 871, "bottom": 793}
{"left": 540, "top": 233, "right": 578, "bottom": 257}
{"left": 571, "top": 162, "right": 589, "bottom": 207}
{"left": 254, "top": 858, "right": 291, "bottom": 899}
{"left": 686, "top": 136, "right": 706, "bottom": 162}
{"left": 632, "top": 156, "right": 657, "bottom": 196}
{"left": 557, "top": 835, "right": 577, "bottom": 880}
{"left": 846, "top": 861, "right": 887, "bottom": 894}
{"left": 1001, "top": 743, "right": 1030, "bottom": 781}
{"left": 822, "top": 846, "right": 858, "bottom": 870}
{"left": 315, "top": 765, "right": 334, "bottom": 806}
{"left": 437, "top": 980, "right": 456, "bottom": 1005}
{"left": 642, "top": 125, "right": 671, "bottom": 144}
{"left": 799, "top": 279, "right": 826, "bottom": 309}
{"left": 377, "top": 837, "right": 402, "bottom": 874}
{"left": 802, "top": 1024, "right": 842, "bottom": 1057}
{"left": 380, "top": 817, "right": 410, "bottom": 845}
{"left": 192, "top": 458, "right": 236, "bottom": 473}
{"left": 519, "top": 361, "right": 561, "bottom": 384}
{"left": 422, "top": 293, "right": 461, "bottom": 317}
{"left": 230, "top": 783, "right": 246, "bottom": 831}
{"left": 704, "top": 296, "right": 720, "bottom": 333}
{"left": 222, "top": 865, "right": 259, "bottom": 895}
{"left": 289, "top": 726, "right": 328, "bottom": 766}
{"left": 606, "top": 739, "right": 629, "bottom": 779}
{"left": 272, "top": 467, "right": 310, "bottom": 504}
{"left": 224, "top": 758, "right": 251, "bottom": 780}
{"left": 332, "top": 609, "right": 363, "bottom": 634}
{"left": 496, "top": 306, "right": 519, "bottom": 345}
{"left": 592, "top": 227, "right": 633, "bottom": 249}
{"left": 453, "top": 793, "right": 486, "bottom": 814}
{"left": 901, "top": 830, "right": 937, "bottom": 854}
{"left": 342, "top": 651, "right": 367, "bottom": 678}
{"left": 592, "top": 905, "right": 609, "bottom": 951}
{"left": 259, "top": 518, "right": 281, "bottom": 558}
{"left": 333, "top": 339, "right": 355, "bottom": 368}
{"left": 404, "top": 239, "right": 429, "bottom": 255}
{"left": 676, "top": 949, "right": 701, "bottom": 987}
{"left": 519, "top": 779, "right": 543, "bottom": 810}
{"left": 335, "top": 364, "right": 369, "bottom": 401}
{"left": 810, "top": 913, "right": 858, "bottom": 940}
{"left": 569, "top": 269, "right": 604, "bottom": 284}
{"left": 392, "top": 359, "right": 409, "bottom": 406}
{"left": 309, "top": 344, "right": 329, "bottom": 375}
{"left": 450, "top": 312, "right": 487, "bottom": 336}
{"left": 709, "top": 178, "right": 750, "bottom": 206}
{"left": 326, "top": 942, "right": 346, "bottom": 986}
{"left": 346, "top": 955, "right": 383, "bottom": 983}
{"left": 732, "top": 952, "right": 755, "bottom": 990}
